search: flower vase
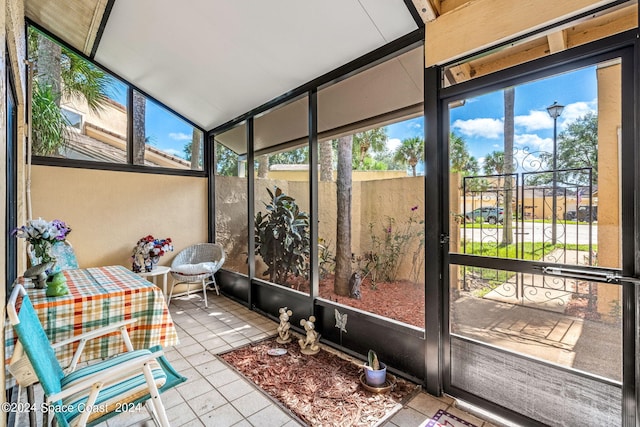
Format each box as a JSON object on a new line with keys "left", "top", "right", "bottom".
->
{"left": 145, "top": 257, "right": 159, "bottom": 272}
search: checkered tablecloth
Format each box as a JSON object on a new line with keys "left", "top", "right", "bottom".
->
{"left": 5, "top": 265, "right": 179, "bottom": 377}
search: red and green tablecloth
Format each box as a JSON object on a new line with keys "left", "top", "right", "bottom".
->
{"left": 5, "top": 265, "right": 179, "bottom": 380}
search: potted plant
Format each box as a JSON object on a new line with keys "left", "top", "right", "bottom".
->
{"left": 363, "top": 349, "right": 387, "bottom": 386}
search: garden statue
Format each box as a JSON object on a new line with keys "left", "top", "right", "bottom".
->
{"left": 276, "top": 307, "right": 293, "bottom": 344}
{"left": 299, "top": 316, "right": 320, "bottom": 355}
{"left": 23, "top": 261, "right": 55, "bottom": 289}
{"left": 349, "top": 272, "right": 362, "bottom": 299}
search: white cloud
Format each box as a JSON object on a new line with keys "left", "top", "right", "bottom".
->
{"left": 559, "top": 100, "right": 597, "bottom": 128}
{"left": 515, "top": 133, "right": 553, "bottom": 153}
{"left": 452, "top": 118, "right": 503, "bottom": 139}
{"left": 512, "top": 134, "right": 553, "bottom": 173}
{"left": 169, "top": 132, "right": 192, "bottom": 141}
{"left": 515, "top": 110, "right": 553, "bottom": 131}
{"left": 386, "top": 138, "right": 401, "bottom": 151}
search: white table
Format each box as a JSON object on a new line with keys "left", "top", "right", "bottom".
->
{"left": 137, "top": 265, "right": 171, "bottom": 297}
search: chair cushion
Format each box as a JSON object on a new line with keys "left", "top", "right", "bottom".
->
{"left": 60, "top": 349, "right": 167, "bottom": 426}
{"left": 171, "top": 262, "right": 218, "bottom": 276}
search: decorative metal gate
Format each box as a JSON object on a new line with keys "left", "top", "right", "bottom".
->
{"left": 460, "top": 167, "right": 596, "bottom": 311}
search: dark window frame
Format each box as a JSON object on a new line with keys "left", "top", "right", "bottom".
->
{"left": 6, "top": 45, "right": 18, "bottom": 298}
{"left": 26, "top": 20, "right": 207, "bottom": 177}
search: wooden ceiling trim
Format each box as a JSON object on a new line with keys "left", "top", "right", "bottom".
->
{"left": 425, "top": 0, "right": 619, "bottom": 66}
{"left": 25, "top": 0, "right": 104, "bottom": 55}
{"left": 547, "top": 30, "right": 568, "bottom": 53}
{"left": 412, "top": 0, "right": 438, "bottom": 22}
{"left": 565, "top": 4, "right": 637, "bottom": 48}
{"left": 442, "top": 4, "right": 635, "bottom": 86}
{"left": 444, "top": 62, "right": 472, "bottom": 85}
{"left": 84, "top": 0, "right": 108, "bottom": 54}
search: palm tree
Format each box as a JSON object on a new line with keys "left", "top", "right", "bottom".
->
{"left": 334, "top": 135, "right": 353, "bottom": 296}
{"left": 394, "top": 137, "right": 424, "bottom": 177}
{"left": 132, "top": 91, "right": 146, "bottom": 164}
{"left": 29, "top": 28, "right": 111, "bottom": 156}
{"left": 450, "top": 132, "right": 479, "bottom": 175}
{"left": 483, "top": 151, "right": 505, "bottom": 176}
{"left": 319, "top": 140, "right": 334, "bottom": 182}
{"left": 352, "top": 127, "right": 387, "bottom": 169}
{"left": 190, "top": 129, "right": 203, "bottom": 169}
{"left": 502, "top": 87, "right": 515, "bottom": 245}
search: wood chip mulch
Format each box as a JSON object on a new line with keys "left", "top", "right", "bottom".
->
{"left": 220, "top": 337, "right": 420, "bottom": 426}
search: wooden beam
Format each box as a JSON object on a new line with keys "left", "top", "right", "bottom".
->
{"left": 412, "top": 0, "right": 438, "bottom": 22}
{"left": 444, "top": 62, "right": 473, "bottom": 85}
{"left": 547, "top": 30, "right": 568, "bottom": 54}
{"left": 442, "top": 5, "right": 635, "bottom": 82}
{"left": 425, "top": 0, "right": 619, "bottom": 66}
{"left": 84, "top": 0, "right": 109, "bottom": 54}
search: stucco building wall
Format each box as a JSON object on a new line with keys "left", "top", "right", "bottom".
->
{"left": 30, "top": 166, "right": 208, "bottom": 268}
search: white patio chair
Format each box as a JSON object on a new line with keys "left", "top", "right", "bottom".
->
{"left": 168, "top": 243, "right": 225, "bottom": 308}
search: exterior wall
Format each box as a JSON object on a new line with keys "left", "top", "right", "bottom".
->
{"left": 596, "top": 62, "right": 622, "bottom": 316}
{"left": 63, "top": 96, "right": 127, "bottom": 139}
{"left": 0, "top": 4, "right": 7, "bottom": 419}
{"left": 215, "top": 175, "right": 249, "bottom": 274}
{"left": 359, "top": 176, "right": 425, "bottom": 282}
{"left": 3, "top": 0, "right": 26, "bottom": 418}
{"left": 30, "top": 166, "right": 208, "bottom": 268}
{"left": 267, "top": 169, "right": 408, "bottom": 182}
{"left": 248, "top": 176, "right": 424, "bottom": 283}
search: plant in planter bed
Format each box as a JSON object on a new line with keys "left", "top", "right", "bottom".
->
{"left": 255, "top": 186, "right": 310, "bottom": 285}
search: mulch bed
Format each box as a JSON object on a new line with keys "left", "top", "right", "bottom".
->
{"left": 220, "top": 337, "right": 420, "bottom": 426}
{"left": 292, "top": 274, "right": 426, "bottom": 329}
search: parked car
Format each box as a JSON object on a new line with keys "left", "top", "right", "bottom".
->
{"left": 465, "top": 207, "right": 504, "bottom": 224}
{"left": 564, "top": 205, "right": 598, "bottom": 222}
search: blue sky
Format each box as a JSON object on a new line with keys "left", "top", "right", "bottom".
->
{"left": 108, "top": 64, "right": 598, "bottom": 167}
{"left": 109, "top": 81, "right": 196, "bottom": 159}
{"left": 385, "top": 65, "right": 598, "bottom": 174}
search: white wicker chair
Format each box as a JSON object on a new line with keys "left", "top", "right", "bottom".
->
{"left": 168, "top": 243, "right": 225, "bottom": 308}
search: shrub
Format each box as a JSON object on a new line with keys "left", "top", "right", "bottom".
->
{"left": 255, "top": 186, "right": 310, "bottom": 284}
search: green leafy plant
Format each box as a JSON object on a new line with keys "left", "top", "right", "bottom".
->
{"left": 31, "top": 81, "right": 69, "bottom": 156}
{"left": 255, "top": 186, "right": 310, "bottom": 284}
{"left": 318, "top": 238, "right": 335, "bottom": 280}
{"left": 367, "top": 207, "right": 422, "bottom": 283}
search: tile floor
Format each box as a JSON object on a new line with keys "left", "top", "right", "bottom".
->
{"left": 15, "top": 291, "right": 514, "bottom": 427}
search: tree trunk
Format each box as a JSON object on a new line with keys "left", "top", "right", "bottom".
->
{"left": 319, "top": 140, "right": 333, "bottom": 181}
{"left": 502, "top": 87, "right": 515, "bottom": 245}
{"left": 334, "top": 136, "right": 353, "bottom": 296}
{"left": 132, "top": 91, "right": 146, "bottom": 165}
{"left": 257, "top": 155, "right": 269, "bottom": 178}
{"left": 191, "top": 128, "right": 202, "bottom": 170}
{"left": 36, "top": 34, "right": 62, "bottom": 105}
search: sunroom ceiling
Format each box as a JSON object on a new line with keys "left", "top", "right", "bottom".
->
{"left": 25, "top": 0, "right": 419, "bottom": 131}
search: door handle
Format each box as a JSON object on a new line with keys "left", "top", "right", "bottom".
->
{"left": 539, "top": 266, "right": 631, "bottom": 284}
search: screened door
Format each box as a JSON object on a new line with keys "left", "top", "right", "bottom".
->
{"left": 443, "top": 46, "right": 634, "bottom": 426}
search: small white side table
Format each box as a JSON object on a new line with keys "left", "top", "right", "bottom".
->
{"left": 137, "top": 265, "right": 171, "bottom": 298}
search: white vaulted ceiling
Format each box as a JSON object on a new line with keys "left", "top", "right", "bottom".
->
{"left": 26, "top": 0, "right": 419, "bottom": 131}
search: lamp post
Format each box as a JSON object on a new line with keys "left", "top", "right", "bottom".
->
{"left": 546, "top": 101, "right": 564, "bottom": 244}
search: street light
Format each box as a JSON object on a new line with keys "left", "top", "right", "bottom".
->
{"left": 547, "top": 101, "right": 564, "bottom": 244}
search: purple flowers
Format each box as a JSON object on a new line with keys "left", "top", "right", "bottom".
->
{"left": 13, "top": 218, "right": 72, "bottom": 243}
{"left": 13, "top": 218, "right": 72, "bottom": 264}
{"left": 51, "top": 219, "right": 72, "bottom": 240}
